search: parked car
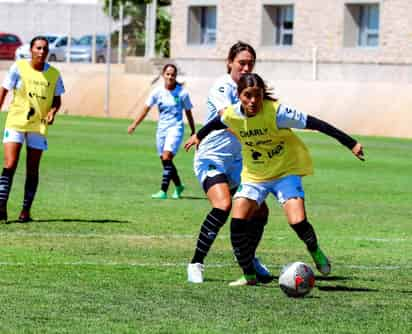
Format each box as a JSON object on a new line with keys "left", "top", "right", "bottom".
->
{"left": 15, "top": 34, "right": 76, "bottom": 61}
{"left": 69, "top": 34, "right": 107, "bottom": 63}
{"left": 0, "top": 33, "right": 23, "bottom": 60}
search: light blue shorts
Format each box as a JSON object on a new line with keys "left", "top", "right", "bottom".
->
{"left": 156, "top": 125, "right": 184, "bottom": 156}
{"left": 3, "top": 128, "right": 48, "bottom": 151}
{"left": 234, "top": 175, "right": 305, "bottom": 206}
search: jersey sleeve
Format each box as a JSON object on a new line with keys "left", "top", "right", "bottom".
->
{"left": 54, "top": 75, "right": 65, "bottom": 96}
{"left": 181, "top": 89, "right": 193, "bottom": 110}
{"left": 208, "top": 82, "right": 233, "bottom": 112}
{"left": 145, "top": 87, "right": 159, "bottom": 107}
{"left": 276, "top": 103, "right": 308, "bottom": 129}
{"left": 1, "top": 62, "right": 20, "bottom": 90}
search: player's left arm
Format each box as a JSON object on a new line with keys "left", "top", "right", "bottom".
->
{"left": 47, "top": 95, "right": 61, "bottom": 125}
{"left": 47, "top": 75, "right": 65, "bottom": 125}
{"left": 276, "top": 104, "right": 364, "bottom": 161}
{"left": 184, "top": 109, "right": 196, "bottom": 135}
{"left": 182, "top": 91, "right": 196, "bottom": 135}
{"left": 305, "top": 116, "right": 364, "bottom": 161}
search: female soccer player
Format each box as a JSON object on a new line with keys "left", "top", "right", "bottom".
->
{"left": 0, "top": 36, "right": 65, "bottom": 223}
{"left": 128, "top": 64, "right": 195, "bottom": 199}
{"left": 185, "top": 73, "right": 364, "bottom": 286}
{"left": 186, "top": 42, "right": 272, "bottom": 284}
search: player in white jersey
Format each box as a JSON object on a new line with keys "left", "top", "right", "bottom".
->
{"left": 128, "top": 64, "right": 195, "bottom": 199}
{"left": 187, "top": 42, "right": 273, "bottom": 284}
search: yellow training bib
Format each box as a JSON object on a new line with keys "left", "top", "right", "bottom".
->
{"left": 222, "top": 100, "right": 313, "bottom": 182}
{"left": 5, "top": 60, "right": 60, "bottom": 136}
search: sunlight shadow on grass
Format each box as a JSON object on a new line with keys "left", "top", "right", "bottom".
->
{"left": 6, "top": 218, "right": 130, "bottom": 224}
{"left": 316, "top": 285, "right": 377, "bottom": 292}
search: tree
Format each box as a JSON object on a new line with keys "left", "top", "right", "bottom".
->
{"left": 103, "top": 0, "right": 171, "bottom": 57}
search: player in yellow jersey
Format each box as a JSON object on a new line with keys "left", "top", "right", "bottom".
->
{"left": 185, "top": 73, "right": 364, "bottom": 286}
{"left": 0, "top": 36, "right": 65, "bottom": 223}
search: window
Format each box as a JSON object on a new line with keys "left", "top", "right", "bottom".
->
{"left": 359, "top": 4, "right": 379, "bottom": 46}
{"left": 4, "top": 35, "right": 19, "bottom": 44}
{"left": 344, "top": 3, "right": 379, "bottom": 47}
{"left": 187, "top": 6, "right": 217, "bottom": 45}
{"left": 262, "top": 5, "right": 294, "bottom": 46}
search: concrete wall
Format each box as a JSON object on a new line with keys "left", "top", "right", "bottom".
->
{"left": 1, "top": 61, "right": 411, "bottom": 139}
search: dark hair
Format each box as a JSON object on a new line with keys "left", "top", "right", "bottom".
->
{"left": 237, "top": 73, "right": 277, "bottom": 102}
{"left": 161, "top": 63, "right": 183, "bottom": 87}
{"left": 226, "top": 41, "right": 256, "bottom": 74}
{"left": 30, "top": 36, "right": 49, "bottom": 49}
{"left": 162, "top": 63, "right": 178, "bottom": 75}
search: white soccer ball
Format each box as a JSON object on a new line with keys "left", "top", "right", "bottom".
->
{"left": 278, "top": 262, "right": 315, "bottom": 298}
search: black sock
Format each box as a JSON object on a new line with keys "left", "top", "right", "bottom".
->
{"left": 231, "top": 218, "right": 255, "bottom": 276}
{"left": 170, "top": 161, "right": 182, "bottom": 187}
{"left": 160, "top": 160, "right": 173, "bottom": 192}
{"left": 191, "top": 208, "right": 229, "bottom": 264}
{"left": 22, "top": 172, "right": 39, "bottom": 211}
{"left": 0, "top": 168, "right": 15, "bottom": 207}
{"left": 247, "top": 217, "right": 268, "bottom": 258}
{"left": 290, "top": 219, "right": 318, "bottom": 252}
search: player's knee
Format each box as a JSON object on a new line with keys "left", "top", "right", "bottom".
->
{"left": 288, "top": 215, "right": 306, "bottom": 225}
{"left": 214, "top": 198, "right": 232, "bottom": 212}
{"left": 254, "top": 202, "right": 269, "bottom": 222}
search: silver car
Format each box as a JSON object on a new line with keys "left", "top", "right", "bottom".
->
{"left": 69, "top": 34, "right": 107, "bottom": 63}
{"left": 15, "top": 34, "right": 75, "bottom": 61}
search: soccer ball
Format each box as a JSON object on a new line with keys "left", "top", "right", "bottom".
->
{"left": 278, "top": 262, "right": 315, "bottom": 298}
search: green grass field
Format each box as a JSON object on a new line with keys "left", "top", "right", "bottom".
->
{"left": 0, "top": 113, "right": 411, "bottom": 333}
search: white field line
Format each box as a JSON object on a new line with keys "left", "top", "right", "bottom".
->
{"left": 0, "top": 261, "right": 410, "bottom": 271}
{"left": 0, "top": 232, "right": 409, "bottom": 242}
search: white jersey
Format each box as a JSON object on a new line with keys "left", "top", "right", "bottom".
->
{"left": 200, "top": 74, "right": 241, "bottom": 156}
{"left": 193, "top": 74, "right": 242, "bottom": 189}
{"left": 146, "top": 83, "right": 193, "bottom": 134}
{"left": 2, "top": 61, "right": 65, "bottom": 96}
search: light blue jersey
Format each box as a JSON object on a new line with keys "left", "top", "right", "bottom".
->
{"left": 146, "top": 84, "right": 193, "bottom": 133}
{"left": 194, "top": 74, "right": 242, "bottom": 189}
{"left": 146, "top": 83, "right": 193, "bottom": 156}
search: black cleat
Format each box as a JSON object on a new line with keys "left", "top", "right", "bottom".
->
{"left": 0, "top": 205, "right": 8, "bottom": 223}
{"left": 18, "top": 210, "right": 32, "bottom": 223}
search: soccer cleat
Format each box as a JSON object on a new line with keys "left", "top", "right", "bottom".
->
{"left": 229, "top": 274, "right": 258, "bottom": 287}
{"left": 253, "top": 257, "right": 274, "bottom": 284}
{"left": 187, "top": 262, "right": 204, "bottom": 283}
{"left": 171, "top": 184, "right": 185, "bottom": 199}
{"left": 151, "top": 190, "right": 167, "bottom": 199}
{"left": 0, "top": 205, "right": 7, "bottom": 223}
{"left": 18, "top": 209, "right": 32, "bottom": 223}
{"left": 310, "top": 247, "right": 331, "bottom": 276}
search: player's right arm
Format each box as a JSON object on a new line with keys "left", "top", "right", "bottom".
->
{"left": 184, "top": 116, "right": 227, "bottom": 151}
{"left": 127, "top": 105, "right": 151, "bottom": 134}
{"left": 0, "top": 87, "right": 8, "bottom": 110}
{"left": 128, "top": 87, "right": 158, "bottom": 134}
{"left": 0, "top": 62, "right": 19, "bottom": 110}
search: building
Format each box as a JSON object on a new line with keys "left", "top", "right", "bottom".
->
{"left": 171, "top": 0, "right": 412, "bottom": 82}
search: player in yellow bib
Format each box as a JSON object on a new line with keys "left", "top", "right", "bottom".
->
{"left": 0, "top": 36, "right": 65, "bottom": 223}
{"left": 185, "top": 73, "right": 364, "bottom": 286}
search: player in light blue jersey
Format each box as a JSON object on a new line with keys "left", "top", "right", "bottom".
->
{"left": 128, "top": 64, "right": 195, "bottom": 199}
{"left": 187, "top": 42, "right": 273, "bottom": 284}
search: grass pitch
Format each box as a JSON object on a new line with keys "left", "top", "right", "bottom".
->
{"left": 0, "top": 113, "right": 411, "bottom": 333}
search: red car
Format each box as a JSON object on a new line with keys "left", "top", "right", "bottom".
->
{"left": 0, "top": 33, "right": 23, "bottom": 60}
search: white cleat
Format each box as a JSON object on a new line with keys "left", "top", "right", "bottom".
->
{"left": 187, "top": 263, "right": 204, "bottom": 283}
